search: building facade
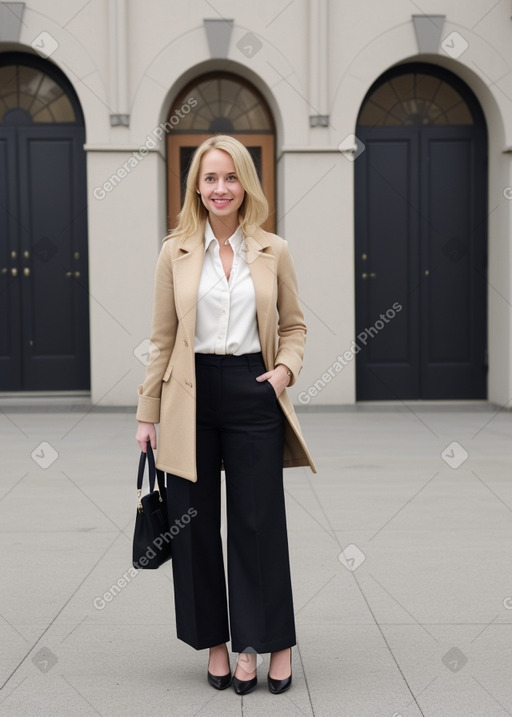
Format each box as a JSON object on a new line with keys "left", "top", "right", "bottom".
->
{"left": 1, "top": 0, "right": 511, "bottom": 408}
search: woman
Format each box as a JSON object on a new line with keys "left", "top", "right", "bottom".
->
{"left": 135, "top": 135, "right": 316, "bottom": 695}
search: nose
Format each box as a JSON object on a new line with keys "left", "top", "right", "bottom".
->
{"left": 214, "top": 179, "right": 227, "bottom": 194}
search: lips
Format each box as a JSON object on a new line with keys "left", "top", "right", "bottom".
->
{"left": 211, "top": 198, "right": 232, "bottom": 208}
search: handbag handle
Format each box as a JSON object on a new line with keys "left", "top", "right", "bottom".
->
{"left": 136, "top": 442, "right": 166, "bottom": 512}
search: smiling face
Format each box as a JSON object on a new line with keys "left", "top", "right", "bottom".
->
{"left": 197, "top": 149, "right": 245, "bottom": 230}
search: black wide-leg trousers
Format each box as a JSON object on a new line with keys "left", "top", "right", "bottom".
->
{"left": 166, "top": 352, "right": 296, "bottom": 654}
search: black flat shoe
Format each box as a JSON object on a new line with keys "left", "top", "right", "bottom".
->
{"left": 207, "top": 670, "right": 232, "bottom": 690}
{"left": 267, "top": 648, "right": 292, "bottom": 694}
{"left": 232, "top": 674, "right": 258, "bottom": 695}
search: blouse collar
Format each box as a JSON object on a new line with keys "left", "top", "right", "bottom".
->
{"left": 204, "top": 218, "right": 244, "bottom": 253}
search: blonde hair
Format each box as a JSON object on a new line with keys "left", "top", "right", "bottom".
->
{"left": 167, "top": 135, "right": 268, "bottom": 241}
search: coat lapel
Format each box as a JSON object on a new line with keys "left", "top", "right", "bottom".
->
{"left": 172, "top": 225, "right": 205, "bottom": 346}
{"left": 244, "top": 226, "right": 276, "bottom": 356}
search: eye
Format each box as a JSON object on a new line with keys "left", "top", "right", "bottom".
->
{"left": 227, "top": 175, "right": 237, "bottom": 181}
{"left": 204, "top": 176, "right": 214, "bottom": 182}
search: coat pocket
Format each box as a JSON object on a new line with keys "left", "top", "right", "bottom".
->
{"left": 162, "top": 362, "right": 173, "bottom": 382}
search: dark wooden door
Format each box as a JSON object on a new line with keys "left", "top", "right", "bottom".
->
{"left": 0, "top": 123, "right": 90, "bottom": 390}
{"left": 355, "top": 68, "right": 487, "bottom": 400}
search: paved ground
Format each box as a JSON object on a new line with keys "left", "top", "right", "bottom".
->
{"left": 1, "top": 402, "right": 512, "bottom": 716}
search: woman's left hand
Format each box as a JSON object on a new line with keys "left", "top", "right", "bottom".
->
{"left": 256, "top": 364, "right": 291, "bottom": 398}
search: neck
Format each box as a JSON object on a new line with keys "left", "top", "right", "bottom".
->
{"left": 208, "top": 214, "right": 239, "bottom": 242}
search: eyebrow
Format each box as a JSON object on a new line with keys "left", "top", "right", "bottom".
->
{"left": 202, "top": 171, "right": 237, "bottom": 176}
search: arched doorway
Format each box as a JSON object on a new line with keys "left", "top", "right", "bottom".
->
{"left": 354, "top": 63, "right": 488, "bottom": 400}
{"left": 0, "top": 52, "right": 89, "bottom": 391}
{"left": 167, "top": 72, "right": 276, "bottom": 232}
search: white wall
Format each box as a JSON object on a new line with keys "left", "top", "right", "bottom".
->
{"left": 87, "top": 150, "right": 164, "bottom": 405}
{"left": 279, "top": 150, "right": 356, "bottom": 407}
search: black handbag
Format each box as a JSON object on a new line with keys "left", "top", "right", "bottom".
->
{"left": 132, "top": 442, "right": 172, "bottom": 569}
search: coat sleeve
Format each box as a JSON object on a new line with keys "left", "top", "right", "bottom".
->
{"left": 274, "top": 239, "right": 307, "bottom": 386}
{"left": 135, "top": 241, "right": 178, "bottom": 424}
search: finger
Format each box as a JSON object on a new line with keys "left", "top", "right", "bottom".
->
{"left": 150, "top": 435, "right": 157, "bottom": 450}
{"left": 256, "top": 372, "right": 271, "bottom": 381}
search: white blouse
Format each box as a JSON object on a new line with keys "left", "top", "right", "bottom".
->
{"left": 194, "top": 220, "right": 261, "bottom": 355}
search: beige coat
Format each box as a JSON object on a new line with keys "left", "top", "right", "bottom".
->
{"left": 136, "top": 221, "right": 317, "bottom": 482}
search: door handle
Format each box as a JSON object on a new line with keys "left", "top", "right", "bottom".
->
{"left": 23, "top": 267, "right": 30, "bottom": 277}
{"left": 10, "top": 267, "right": 17, "bottom": 277}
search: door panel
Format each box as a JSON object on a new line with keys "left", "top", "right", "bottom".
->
{"left": 22, "top": 136, "right": 76, "bottom": 357}
{"left": 355, "top": 131, "right": 420, "bottom": 399}
{"left": 425, "top": 139, "right": 472, "bottom": 364}
{"left": 420, "top": 129, "right": 486, "bottom": 398}
{"left": 0, "top": 128, "right": 22, "bottom": 389}
{"left": 18, "top": 127, "right": 90, "bottom": 390}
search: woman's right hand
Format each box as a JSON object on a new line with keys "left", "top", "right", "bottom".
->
{"left": 135, "top": 421, "right": 157, "bottom": 452}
